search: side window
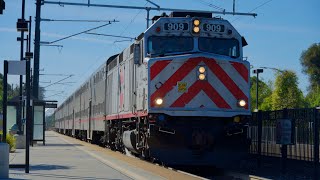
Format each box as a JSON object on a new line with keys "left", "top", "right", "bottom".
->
{"left": 148, "top": 40, "right": 152, "bottom": 54}
{"left": 134, "top": 43, "right": 141, "bottom": 65}
{"left": 231, "top": 46, "right": 237, "bottom": 57}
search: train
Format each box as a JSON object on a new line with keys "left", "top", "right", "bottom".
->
{"left": 55, "top": 11, "right": 251, "bottom": 167}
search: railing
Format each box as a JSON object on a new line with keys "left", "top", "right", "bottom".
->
{"left": 248, "top": 108, "right": 320, "bottom": 178}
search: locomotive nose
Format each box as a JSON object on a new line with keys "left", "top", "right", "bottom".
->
{"left": 149, "top": 55, "right": 250, "bottom": 114}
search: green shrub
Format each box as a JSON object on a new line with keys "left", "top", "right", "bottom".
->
{"left": 7, "top": 133, "right": 16, "bottom": 152}
{"left": 0, "top": 130, "right": 16, "bottom": 152}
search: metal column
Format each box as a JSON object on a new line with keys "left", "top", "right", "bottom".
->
{"left": 33, "top": 0, "right": 42, "bottom": 99}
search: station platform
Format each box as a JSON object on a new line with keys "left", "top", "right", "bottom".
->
{"left": 7, "top": 131, "right": 203, "bottom": 180}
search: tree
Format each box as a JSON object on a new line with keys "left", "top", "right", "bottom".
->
{"left": 0, "top": 73, "right": 45, "bottom": 112}
{"left": 45, "top": 114, "right": 55, "bottom": 128}
{"left": 250, "top": 76, "right": 273, "bottom": 111}
{"left": 305, "top": 87, "right": 320, "bottom": 107}
{"left": 271, "top": 70, "right": 306, "bottom": 110}
{"left": 0, "top": 73, "right": 17, "bottom": 112}
{"left": 300, "top": 43, "right": 320, "bottom": 107}
{"left": 300, "top": 43, "right": 320, "bottom": 88}
{"left": 38, "top": 86, "right": 45, "bottom": 100}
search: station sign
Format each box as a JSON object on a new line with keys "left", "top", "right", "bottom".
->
{"left": 45, "top": 103, "right": 57, "bottom": 108}
{"left": 276, "top": 119, "right": 295, "bottom": 145}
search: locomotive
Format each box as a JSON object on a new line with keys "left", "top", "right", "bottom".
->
{"left": 55, "top": 12, "right": 251, "bottom": 167}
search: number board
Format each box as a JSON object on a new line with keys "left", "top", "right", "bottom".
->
{"left": 203, "top": 24, "right": 225, "bottom": 33}
{"left": 164, "top": 23, "right": 189, "bottom": 31}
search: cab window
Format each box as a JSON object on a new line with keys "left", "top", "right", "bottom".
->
{"left": 148, "top": 36, "right": 193, "bottom": 56}
{"left": 199, "top": 37, "right": 239, "bottom": 58}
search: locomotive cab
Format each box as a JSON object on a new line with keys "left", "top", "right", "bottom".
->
{"left": 139, "top": 12, "right": 251, "bottom": 166}
{"left": 144, "top": 13, "right": 250, "bottom": 117}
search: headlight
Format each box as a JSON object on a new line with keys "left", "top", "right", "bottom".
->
{"left": 238, "top": 99, "right": 246, "bottom": 107}
{"left": 193, "top": 27, "right": 200, "bottom": 33}
{"left": 233, "top": 116, "right": 240, "bottom": 123}
{"left": 192, "top": 19, "right": 201, "bottom": 34}
{"left": 193, "top": 19, "right": 200, "bottom": 26}
{"left": 199, "top": 66, "right": 205, "bottom": 73}
{"left": 155, "top": 98, "right": 163, "bottom": 105}
{"left": 199, "top": 74, "right": 206, "bottom": 80}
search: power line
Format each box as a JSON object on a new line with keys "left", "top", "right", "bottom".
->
{"left": 198, "top": 0, "right": 225, "bottom": 11}
{"left": 45, "top": 90, "right": 64, "bottom": 93}
{"left": 44, "top": 75, "right": 73, "bottom": 88}
{"left": 43, "top": 0, "right": 256, "bottom": 17}
{"left": 145, "top": 0, "right": 160, "bottom": 8}
{"left": 39, "top": 73, "right": 74, "bottom": 76}
{"left": 249, "top": 0, "right": 273, "bottom": 13}
{"left": 232, "top": 0, "right": 273, "bottom": 22}
{"left": 48, "top": 20, "right": 118, "bottom": 44}
{"left": 39, "top": 81, "right": 51, "bottom": 83}
{"left": 41, "top": 18, "right": 117, "bottom": 23}
{"left": 119, "top": 2, "right": 147, "bottom": 37}
{"left": 55, "top": 82, "right": 76, "bottom": 85}
{"left": 40, "top": 44, "right": 63, "bottom": 48}
{"left": 45, "top": 91, "right": 65, "bottom": 99}
{"left": 85, "top": 32, "right": 135, "bottom": 40}
{"left": 114, "top": 39, "right": 133, "bottom": 43}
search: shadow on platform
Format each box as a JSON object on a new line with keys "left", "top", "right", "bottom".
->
{"left": 45, "top": 143, "right": 83, "bottom": 147}
{"left": 31, "top": 164, "right": 73, "bottom": 171}
{"left": 11, "top": 164, "right": 73, "bottom": 172}
{"left": 25, "top": 173, "right": 125, "bottom": 180}
{"left": 44, "top": 135, "right": 58, "bottom": 138}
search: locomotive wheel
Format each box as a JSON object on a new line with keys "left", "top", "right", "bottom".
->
{"left": 109, "top": 142, "right": 116, "bottom": 151}
{"left": 140, "top": 149, "right": 150, "bottom": 160}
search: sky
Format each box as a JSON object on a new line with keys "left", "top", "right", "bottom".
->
{"left": 0, "top": 0, "right": 319, "bottom": 107}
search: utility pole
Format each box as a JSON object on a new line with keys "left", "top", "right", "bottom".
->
{"left": 233, "top": 0, "right": 236, "bottom": 14}
{"left": 33, "top": 0, "right": 42, "bottom": 99}
{"left": 0, "top": 0, "right": 5, "bottom": 14}
{"left": 253, "top": 69, "right": 263, "bottom": 111}
{"left": 18, "top": 0, "right": 26, "bottom": 134}
{"left": 25, "top": 24, "right": 32, "bottom": 173}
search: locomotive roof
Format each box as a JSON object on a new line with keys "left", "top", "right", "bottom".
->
{"left": 106, "top": 54, "right": 119, "bottom": 65}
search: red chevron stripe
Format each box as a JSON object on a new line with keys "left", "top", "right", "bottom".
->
{"left": 170, "top": 80, "right": 231, "bottom": 108}
{"left": 170, "top": 81, "right": 202, "bottom": 107}
{"left": 150, "top": 60, "right": 171, "bottom": 80}
{"left": 231, "top": 62, "right": 248, "bottom": 82}
{"left": 150, "top": 57, "right": 202, "bottom": 107}
{"left": 204, "top": 59, "right": 248, "bottom": 109}
{"left": 202, "top": 81, "right": 232, "bottom": 109}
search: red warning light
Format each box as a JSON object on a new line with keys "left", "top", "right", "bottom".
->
{"left": 155, "top": 27, "right": 161, "bottom": 33}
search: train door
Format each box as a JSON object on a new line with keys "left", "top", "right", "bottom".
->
{"left": 133, "top": 40, "right": 146, "bottom": 112}
{"left": 119, "top": 62, "right": 125, "bottom": 113}
{"left": 88, "top": 100, "right": 92, "bottom": 139}
{"left": 132, "top": 54, "right": 136, "bottom": 114}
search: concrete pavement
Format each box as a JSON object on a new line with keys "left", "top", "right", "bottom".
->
{"left": 7, "top": 131, "right": 167, "bottom": 180}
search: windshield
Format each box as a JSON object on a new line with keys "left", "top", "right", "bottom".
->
{"left": 148, "top": 36, "right": 193, "bottom": 56}
{"left": 199, "top": 37, "right": 239, "bottom": 58}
